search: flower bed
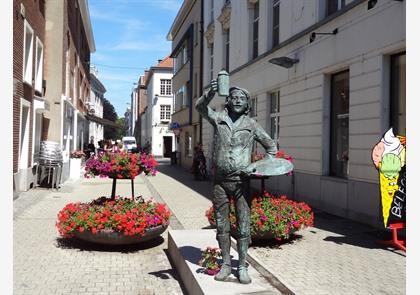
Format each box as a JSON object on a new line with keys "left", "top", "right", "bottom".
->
{"left": 205, "top": 192, "right": 314, "bottom": 241}
{"left": 56, "top": 196, "right": 171, "bottom": 243}
{"left": 84, "top": 151, "right": 158, "bottom": 179}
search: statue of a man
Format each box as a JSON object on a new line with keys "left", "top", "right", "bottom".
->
{"left": 196, "top": 79, "right": 277, "bottom": 284}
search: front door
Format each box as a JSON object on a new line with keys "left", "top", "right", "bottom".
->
{"left": 163, "top": 136, "right": 172, "bottom": 158}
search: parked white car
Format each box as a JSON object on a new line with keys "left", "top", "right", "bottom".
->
{"left": 122, "top": 136, "right": 137, "bottom": 153}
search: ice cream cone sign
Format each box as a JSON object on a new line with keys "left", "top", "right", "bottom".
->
{"left": 371, "top": 128, "right": 406, "bottom": 228}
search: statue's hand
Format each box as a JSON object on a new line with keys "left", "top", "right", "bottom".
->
{"left": 206, "top": 79, "right": 218, "bottom": 100}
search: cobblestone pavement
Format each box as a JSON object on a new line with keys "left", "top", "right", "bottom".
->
{"left": 14, "top": 176, "right": 184, "bottom": 295}
{"left": 147, "top": 159, "right": 406, "bottom": 295}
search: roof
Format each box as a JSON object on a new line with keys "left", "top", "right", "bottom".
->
{"left": 90, "top": 73, "right": 106, "bottom": 94}
{"left": 78, "top": 0, "right": 96, "bottom": 52}
{"left": 144, "top": 56, "right": 173, "bottom": 87}
{"left": 167, "top": 0, "right": 195, "bottom": 41}
{"left": 156, "top": 56, "right": 173, "bottom": 68}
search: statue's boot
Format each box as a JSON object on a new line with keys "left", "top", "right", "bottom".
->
{"left": 237, "top": 237, "right": 252, "bottom": 284}
{"left": 214, "top": 233, "right": 232, "bottom": 281}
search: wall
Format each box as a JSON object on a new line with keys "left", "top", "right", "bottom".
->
{"left": 13, "top": 0, "right": 46, "bottom": 191}
{"left": 202, "top": 0, "right": 405, "bottom": 227}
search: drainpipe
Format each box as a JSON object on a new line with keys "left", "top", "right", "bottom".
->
{"left": 199, "top": 0, "right": 204, "bottom": 144}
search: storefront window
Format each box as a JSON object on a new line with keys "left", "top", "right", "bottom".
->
{"left": 390, "top": 52, "right": 406, "bottom": 136}
{"left": 330, "top": 70, "right": 349, "bottom": 178}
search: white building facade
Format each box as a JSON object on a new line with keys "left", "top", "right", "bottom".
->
{"left": 87, "top": 70, "right": 105, "bottom": 146}
{"left": 202, "top": 0, "right": 405, "bottom": 227}
{"left": 142, "top": 58, "right": 176, "bottom": 157}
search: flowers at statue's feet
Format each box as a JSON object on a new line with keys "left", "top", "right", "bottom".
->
{"left": 56, "top": 196, "right": 171, "bottom": 238}
{"left": 198, "top": 247, "right": 221, "bottom": 275}
{"left": 206, "top": 192, "right": 314, "bottom": 241}
{"left": 84, "top": 151, "right": 158, "bottom": 179}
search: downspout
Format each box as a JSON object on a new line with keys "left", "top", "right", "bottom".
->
{"left": 188, "top": 24, "right": 194, "bottom": 125}
{"left": 199, "top": 0, "right": 204, "bottom": 144}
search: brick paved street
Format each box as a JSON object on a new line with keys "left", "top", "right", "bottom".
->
{"left": 14, "top": 159, "right": 406, "bottom": 294}
{"left": 13, "top": 177, "right": 184, "bottom": 295}
{"left": 147, "top": 159, "right": 406, "bottom": 295}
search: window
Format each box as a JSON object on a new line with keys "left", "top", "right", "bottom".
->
{"left": 209, "top": 44, "right": 214, "bottom": 82}
{"left": 183, "top": 82, "right": 190, "bottom": 107}
{"left": 70, "top": 69, "right": 74, "bottom": 100}
{"left": 251, "top": 2, "right": 259, "bottom": 59}
{"left": 175, "top": 86, "right": 184, "bottom": 111}
{"left": 23, "top": 21, "right": 34, "bottom": 84}
{"left": 326, "top": 0, "right": 346, "bottom": 16}
{"left": 269, "top": 91, "right": 280, "bottom": 140}
{"left": 195, "top": 21, "right": 199, "bottom": 45}
{"left": 160, "top": 105, "right": 171, "bottom": 121}
{"left": 272, "top": 0, "right": 280, "bottom": 48}
{"left": 79, "top": 72, "right": 83, "bottom": 100}
{"left": 185, "top": 132, "right": 192, "bottom": 157}
{"left": 250, "top": 97, "right": 258, "bottom": 118}
{"left": 390, "top": 52, "right": 406, "bottom": 136}
{"left": 160, "top": 79, "right": 172, "bottom": 95}
{"left": 330, "top": 70, "right": 349, "bottom": 178}
{"left": 34, "top": 38, "right": 44, "bottom": 92}
{"left": 19, "top": 99, "right": 31, "bottom": 169}
{"left": 224, "top": 29, "right": 230, "bottom": 72}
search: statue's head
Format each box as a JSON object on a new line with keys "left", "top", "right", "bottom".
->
{"left": 225, "top": 86, "right": 251, "bottom": 115}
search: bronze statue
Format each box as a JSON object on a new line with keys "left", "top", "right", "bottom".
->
{"left": 196, "top": 77, "right": 277, "bottom": 284}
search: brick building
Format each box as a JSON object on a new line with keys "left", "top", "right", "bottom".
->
{"left": 13, "top": 0, "right": 47, "bottom": 192}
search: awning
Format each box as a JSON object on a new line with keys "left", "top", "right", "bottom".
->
{"left": 86, "top": 114, "right": 122, "bottom": 128}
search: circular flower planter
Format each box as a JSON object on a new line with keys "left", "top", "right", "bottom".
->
{"left": 73, "top": 224, "right": 169, "bottom": 245}
{"left": 205, "top": 193, "right": 314, "bottom": 242}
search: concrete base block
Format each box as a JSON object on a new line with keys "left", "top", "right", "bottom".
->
{"left": 168, "top": 229, "right": 280, "bottom": 295}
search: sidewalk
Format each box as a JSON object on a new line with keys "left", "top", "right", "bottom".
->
{"left": 13, "top": 176, "right": 185, "bottom": 295}
{"left": 146, "top": 159, "right": 406, "bottom": 295}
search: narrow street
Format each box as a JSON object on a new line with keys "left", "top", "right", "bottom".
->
{"left": 13, "top": 159, "right": 405, "bottom": 295}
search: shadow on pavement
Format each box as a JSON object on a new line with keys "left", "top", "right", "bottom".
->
{"left": 156, "top": 159, "right": 213, "bottom": 201}
{"left": 313, "top": 210, "right": 406, "bottom": 254}
{"left": 148, "top": 269, "right": 179, "bottom": 280}
{"left": 157, "top": 160, "right": 405, "bottom": 254}
{"left": 55, "top": 236, "right": 164, "bottom": 253}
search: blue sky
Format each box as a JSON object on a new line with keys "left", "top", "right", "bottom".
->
{"left": 89, "top": 0, "right": 183, "bottom": 117}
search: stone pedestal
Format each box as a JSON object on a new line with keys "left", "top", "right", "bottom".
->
{"left": 167, "top": 229, "right": 280, "bottom": 295}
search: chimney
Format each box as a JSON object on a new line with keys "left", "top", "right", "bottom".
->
{"left": 158, "top": 59, "right": 163, "bottom": 63}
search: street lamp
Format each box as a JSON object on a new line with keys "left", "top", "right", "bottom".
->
{"left": 269, "top": 56, "right": 299, "bottom": 69}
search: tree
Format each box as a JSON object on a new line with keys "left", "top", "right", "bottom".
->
{"left": 103, "top": 98, "right": 121, "bottom": 140}
{"left": 115, "top": 117, "right": 128, "bottom": 139}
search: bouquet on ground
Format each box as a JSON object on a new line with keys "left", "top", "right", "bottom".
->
{"left": 206, "top": 192, "right": 314, "bottom": 241}
{"left": 70, "top": 150, "right": 86, "bottom": 159}
{"left": 56, "top": 196, "right": 171, "bottom": 238}
{"left": 84, "top": 151, "right": 158, "bottom": 179}
{"left": 198, "top": 247, "right": 221, "bottom": 275}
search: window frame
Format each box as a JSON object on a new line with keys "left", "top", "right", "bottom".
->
{"left": 209, "top": 44, "right": 214, "bottom": 82}
{"left": 390, "top": 52, "right": 406, "bottom": 136}
{"left": 23, "top": 20, "right": 34, "bottom": 85}
{"left": 160, "top": 104, "right": 171, "bottom": 121}
{"left": 224, "top": 29, "right": 230, "bottom": 71}
{"left": 326, "top": 0, "right": 346, "bottom": 17}
{"left": 272, "top": 0, "right": 280, "bottom": 48}
{"left": 269, "top": 91, "right": 280, "bottom": 142}
{"left": 160, "top": 79, "right": 172, "bottom": 96}
{"left": 329, "top": 69, "right": 349, "bottom": 179}
{"left": 34, "top": 37, "right": 44, "bottom": 93}
{"left": 251, "top": 1, "right": 260, "bottom": 60}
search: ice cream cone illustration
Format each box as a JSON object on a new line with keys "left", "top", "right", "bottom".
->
{"left": 372, "top": 128, "right": 405, "bottom": 227}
